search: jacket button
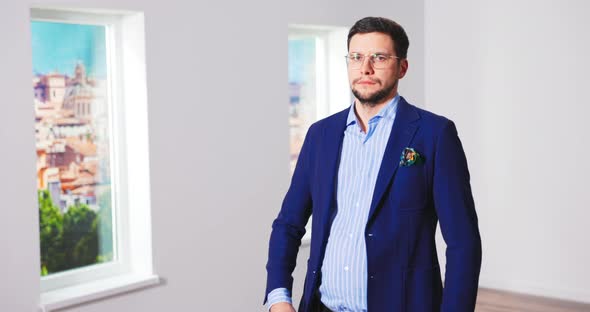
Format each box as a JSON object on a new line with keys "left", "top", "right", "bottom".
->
{"left": 367, "top": 233, "right": 373, "bottom": 237}
{"left": 312, "top": 270, "right": 316, "bottom": 274}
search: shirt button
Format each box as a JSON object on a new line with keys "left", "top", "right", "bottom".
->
{"left": 355, "top": 202, "right": 360, "bottom": 207}
{"left": 344, "top": 266, "right": 349, "bottom": 271}
{"left": 312, "top": 270, "right": 316, "bottom": 274}
{"left": 367, "top": 233, "right": 373, "bottom": 237}
{"left": 349, "top": 233, "right": 353, "bottom": 238}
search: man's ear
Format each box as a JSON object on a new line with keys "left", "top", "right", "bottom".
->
{"left": 398, "top": 59, "right": 409, "bottom": 79}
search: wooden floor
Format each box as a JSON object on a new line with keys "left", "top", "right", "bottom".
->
{"left": 476, "top": 288, "right": 590, "bottom": 312}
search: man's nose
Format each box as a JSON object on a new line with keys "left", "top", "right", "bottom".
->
{"left": 360, "top": 56, "right": 374, "bottom": 75}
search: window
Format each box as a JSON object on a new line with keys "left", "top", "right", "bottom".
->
{"left": 288, "top": 25, "right": 350, "bottom": 173}
{"left": 288, "top": 25, "right": 349, "bottom": 241}
{"left": 31, "top": 7, "right": 157, "bottom": 311}
{"left": 33, "top": 17, "right": 114, "bottom": 278}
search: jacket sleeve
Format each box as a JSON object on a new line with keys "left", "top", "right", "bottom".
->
{"left": 263, "top": 124, "right": 316, "bottom": 305}
{"left": 432, "top": 120, "right": 482, "bottom": 312}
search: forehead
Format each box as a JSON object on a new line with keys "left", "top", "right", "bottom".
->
{"left": 349, "top": 32, "right": 394, "bottom": 53}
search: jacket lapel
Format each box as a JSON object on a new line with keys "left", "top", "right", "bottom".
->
{"left": 366, "top": 97, "right": 420, "bottom": 224}
{"left": 318, "top": 109, "right": 348, "bottom": 235}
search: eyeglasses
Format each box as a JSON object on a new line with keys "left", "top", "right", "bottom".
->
{"left": 345, "top": 53, "right": 399, "bottom": 69}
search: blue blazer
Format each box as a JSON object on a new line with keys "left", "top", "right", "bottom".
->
{"left": 265, "top": 97, "right": 482, "bottom": 312}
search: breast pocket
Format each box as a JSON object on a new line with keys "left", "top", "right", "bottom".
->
{"left": 390, "top": 165, "right": 429, "bottom": 210}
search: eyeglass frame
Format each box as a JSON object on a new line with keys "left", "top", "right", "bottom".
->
{"left": 344, "top": 52, "right": 400, "bottom": 69}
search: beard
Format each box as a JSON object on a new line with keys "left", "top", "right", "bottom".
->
{"left": 351, "top": 78, "right": 398, "bottom": 107}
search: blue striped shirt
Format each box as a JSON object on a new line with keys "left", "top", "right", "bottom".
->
{"left": 267, "top": 95, "right": 399, "bottom": 311}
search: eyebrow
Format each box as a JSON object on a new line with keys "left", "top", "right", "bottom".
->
{"left": 349, "top": 51, "right": 391, "bottom": 55}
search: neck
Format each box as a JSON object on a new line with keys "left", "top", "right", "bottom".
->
{"left": 354, "top": 92, "right": 397, "bottom": 133}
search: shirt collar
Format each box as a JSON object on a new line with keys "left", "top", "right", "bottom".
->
{"left": 346, "top": 94, "right": 400, "bottom": 126}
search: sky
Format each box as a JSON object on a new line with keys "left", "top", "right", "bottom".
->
{"left": 31, "top": 21, "right": 107, "bottom": 78}
{"left": 288, "top": 38, "right": 315, "bottom": 84}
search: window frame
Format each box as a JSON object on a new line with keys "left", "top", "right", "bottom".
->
{"left": 287, "top": 25, "right": 350, "bottom": 244}
{"left": 31, "top": 7, "right": 158, "bottom": 311}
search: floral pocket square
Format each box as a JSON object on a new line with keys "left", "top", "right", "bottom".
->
{"left": 399, "top": 147, "right": 424, "bottom": 167}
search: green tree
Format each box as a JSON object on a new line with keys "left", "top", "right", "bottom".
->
{"left": 39, "top": 189, "right": 112, "bottom": 275}
{"left": 61, "top": 203, "right": 98, "bottom": 271}
{"left": 38, "top": 189, "right": 64, "bottom": 275}
{"left": 97, "top": 187, "right": 113, "bottom": 262}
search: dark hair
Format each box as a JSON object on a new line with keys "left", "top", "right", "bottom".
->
{"left": 347, "top": 17, "right": 409, "bottom": 59}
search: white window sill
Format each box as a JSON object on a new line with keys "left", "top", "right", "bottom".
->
{"left": 39, "top": 273, "right": 161, "bottom": 312}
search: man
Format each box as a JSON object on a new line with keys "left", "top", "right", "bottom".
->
{"left": 265, "top": 17, "right": 482, "bottom": 312}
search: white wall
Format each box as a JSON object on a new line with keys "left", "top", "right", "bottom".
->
{"left": 426, "top": 0, "right": 590, "bottom": 304}
{"left": 5, "top": 0, "right": 589, "bottom": 309}
{"left": 0, "top": 0, "right": 424, "bottom": 311}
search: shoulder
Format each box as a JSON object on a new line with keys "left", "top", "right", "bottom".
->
{"left": 305, "top": 107, "right": 349, "bottom": 137}
{"left": 407, "top": 100, "right": 449, "bottom": 127}
{"left": 402, "top": 98, "right": 455, "bottom": 137}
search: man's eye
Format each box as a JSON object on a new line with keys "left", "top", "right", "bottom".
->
{"left": 350, "top": 55, "right": 362, "bottom": 61}
{"left": 374, "top": 55, "right": 388, "bottom": 62}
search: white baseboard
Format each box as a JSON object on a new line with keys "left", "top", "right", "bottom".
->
{"left": 478, "top": 275, "right": 590, "bottom": 304}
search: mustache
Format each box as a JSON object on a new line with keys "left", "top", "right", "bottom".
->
{"left": 353, "top": 77, "right": 381, "bottom": 84}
